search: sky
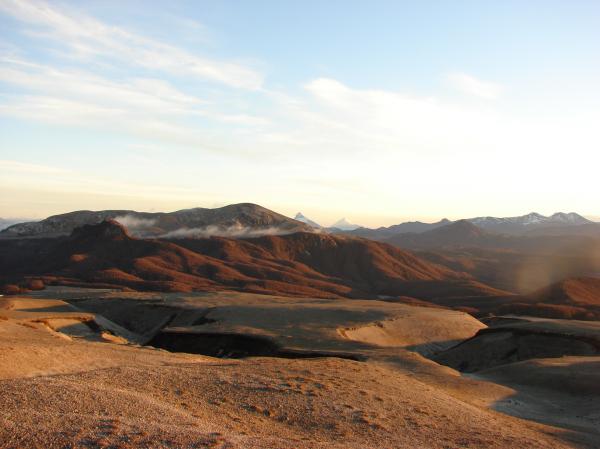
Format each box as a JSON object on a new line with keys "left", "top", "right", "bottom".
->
{"left": 0, "top": 0, "right": 599, "bottom": 227}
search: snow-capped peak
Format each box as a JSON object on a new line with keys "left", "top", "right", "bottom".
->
{"left": 467, "top": 211, "right": 591, "bottom": 231}
{"left": 331, "top": 218, "right": 361, "bottom": 231}
{"left": 294, "top": 212, "right": 322, "bottom": 229}
{"left": 549, "top": 212, "right": 590, "bottom": 224}
{"left": 520, "top": 212, "right": 545, "bottom": 225}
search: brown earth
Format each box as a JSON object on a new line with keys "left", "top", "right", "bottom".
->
{"left": 383, "top": 220, "right": 600, "bottom": 298}
{"left": 527, "top": 277, "right": 600, "bottom": 305}
{"left": 417, "top": 244, "right": 600, "bottom": 295}
{"left": 491, "top": 277, "right": 600, "bottom": 320}
{"left": 1, "top": 292, "right": 598, "bottom": 449}
{"left": 5, "top": 220, "right": 600, "bottom": 321}
{"left": 0, "top": 220, "right": 508, "bottom": 300}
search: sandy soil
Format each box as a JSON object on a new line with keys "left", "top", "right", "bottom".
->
{"left": 42, "top": 290, "right": 485, "bottom": 354}
{"left": 478, "top": 356, "right": 600, "bottom": 437}
{"left": 338, "top": 307, "right": 485, "bottom": 355}
{"left": 1, "top": 292, "right": 598, "bottom": 448}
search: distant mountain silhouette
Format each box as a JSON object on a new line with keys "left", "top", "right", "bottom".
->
{"left": 294, "top": 212, "right": 322, "bottom": 229}
{"left": 384, "top": 220, "right": 504, "bottom": 249}
{"left": 0, "top": 203, "right": 312, "bottom": 239}
{"left": 347, "top": 219, "right": 451, "bottom": 240}
{"left": 518, "top": 222, "right": 600, "bottom": 237}
{"left": 335, "top": 212, "right": 596, "bottom": 241}
{"left": 5, "top": 207, "right": 595, "bottom": 241}
{"left": 330, "top": 218, "right": 361, "bottom": 231}
{"left": 467, "top": 212, "right": 593, "bottom": 234}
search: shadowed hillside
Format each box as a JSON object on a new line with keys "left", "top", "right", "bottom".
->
{"left": 0, "top": 220, "right": 508, "bottom": 300}
{"left": 493, "top": 277, "right": 600, "bottom": 320}
{"left": 385, "top": 220, "right": 512, "bottom": 250}
{"left": 528, "top": 277, "right": 600, "bottom": 305}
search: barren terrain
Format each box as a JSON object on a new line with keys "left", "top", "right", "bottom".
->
{"left": 1, "top": 289, "right": 599, "bottom": 448}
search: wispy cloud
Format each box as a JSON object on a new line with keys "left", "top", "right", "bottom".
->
{"left": 446, "top": 72, "right": 502, "bottom": 99}
{"left": 0, "top": 159, "right": 70, "bottom": 174}
{"left": 159, "top": 224, "right": 297, "bottom": 239}
{"left": 0, "top": 1, "right": 502, "bottom": 161}
{"left": 0, "top": 0, "right": 270, "bottom": 153}
{"left": 296, "top": 77, "right": 498, "bottom": 154}
{"left": 2, "top": 1, "right": 597, "bottom": 223}
{"left": 0, "top": 0, "right": 262, "bottom": 89}
{"left": 113, "top": 214, "right": 157, "bottom": 231}
{"left": 0, "top": 56, "right": 201, "bottom": 113}
{"left": 0, "top": 158, "right": 215, "bottom": 201}
{"left": 0, "top": 56, "right": 269, "bottom": 150}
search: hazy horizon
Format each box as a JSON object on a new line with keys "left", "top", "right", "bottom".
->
{"left": 1, "top": 0, "right": 599, "bottom": 225}
{"left": 1, "top": 202, "right": 598, "bottom": 230}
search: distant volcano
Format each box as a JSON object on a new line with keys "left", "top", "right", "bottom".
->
{"left": 294, "top": 212, "right": 322, "bottom": 229}
{"left": 331, "top": 218, "right": 361, "bottom": 231}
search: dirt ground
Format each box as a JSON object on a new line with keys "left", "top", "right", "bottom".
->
{"left": 1, "top": 290, "right": 598, "bottom": 448}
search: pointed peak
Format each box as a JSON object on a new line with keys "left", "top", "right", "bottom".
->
{"left": 549, "top": 212, "right": 590, "bottom": 224}
{"left": 294, "top": 212, "right": 322, "bottom": 229}
{"left": 448, "top": 219, "right": 481, "bottom": 229}
{"left": 525, "top": 212, "right": 545, "bottom": 218}
{"left": 432, "top": 219, "right": 486, "bottom": 237}
{"left": 331, "top": 217, "right": 360, "bottom": 230}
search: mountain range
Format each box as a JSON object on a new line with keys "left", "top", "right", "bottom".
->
{"left": 385, "top": 220, "right": 498, "bottom": 249}
{"left": 468, "top": 212, "right": 592, "bottom": 234}
{"left": 344, "top": 211, "right": 596, "bottom": 240}
{"left": 2, "top": 206, "right": 599, "bottom": 320}
{"left": 4, "top": 206, "right": 595, "bottom": 241}
{"left": 1, "top": 203, "right": 312, "bottom": 239}
{"left": 348, "top": 218, "right": 452, "bottom": 239}
{"left": 0, "top": 219, "right": 504, "bottom": 300}
{"left": 394, "top": 219, "right": 600, "bottom": 299}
